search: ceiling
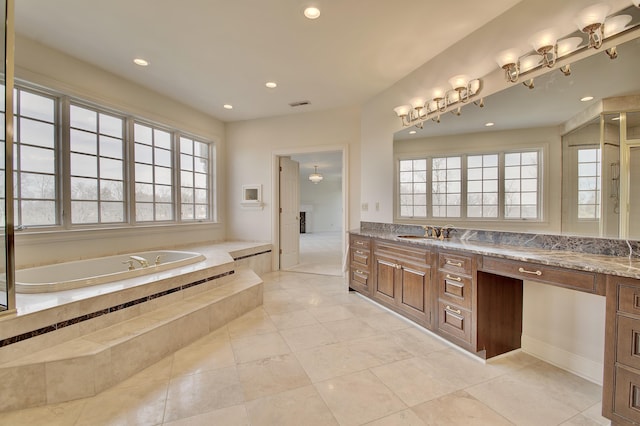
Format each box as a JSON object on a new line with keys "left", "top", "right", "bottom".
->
{"left": 14, "top": 0, "right": 521, "bottom": 122}
{"left": 290, "top": 151, "right": 342, "bottom": 181}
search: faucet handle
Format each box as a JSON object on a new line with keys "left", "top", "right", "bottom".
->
{"left": 155, "top": 255, "right": 163, "bottom": 265}
{"left": 122, "top": 260, "right": 135, "bottom": 271}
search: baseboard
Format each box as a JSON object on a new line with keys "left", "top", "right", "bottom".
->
{"left": 521, "top": 334, "right": 603, "bottom": 386}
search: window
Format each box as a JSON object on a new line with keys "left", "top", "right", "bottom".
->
{"left": 398, "top": 149, "right": 541, "bottom": 221}
{"left": 504, "top": 151, "right": 539, "bottom": 219}
{"left": 5, "top": 81, "right": 216, "bottom": 229}
{"left": 13, "top": 88, "right": 57, "bottom": 226}
{"left": 70, "top": 104, "right": 125, "bottom": 224}
{"left": 467, "top": 154, "right": 499, "bottom": 218}
{"left": 179, "top": 136, "right": 210, "bottom": 221}
{"left": 577, "top": 147, "right": 601, "bottom": 219}
{"left": 432, "top": 156, "right": 461, "bottom": 218}
{"left": 399, "top": 159, "right": 427, "bottom": 218}
{"left": 134, "top": 123, "right": 174, "bottom": 222}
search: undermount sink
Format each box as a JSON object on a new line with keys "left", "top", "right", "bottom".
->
{"left": 397, "top": 235, "right": 426, "bottom": 239}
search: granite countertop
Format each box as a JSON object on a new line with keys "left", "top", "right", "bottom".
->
{"left": 351, "top": 229, "right": 640, "bottom": 280}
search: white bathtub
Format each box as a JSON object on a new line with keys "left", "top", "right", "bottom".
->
{"left": 15, "top": 250, "right": 206, "bottom": 293}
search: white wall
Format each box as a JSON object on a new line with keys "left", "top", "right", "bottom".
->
{"left": 14, "top": 35, "right": 227, "bottom": 267}
{"left": 225, "top": 106, "right": 361, "bottom": 242}
{"left": 300, "top": 175, "right": 342, "bottom": 233}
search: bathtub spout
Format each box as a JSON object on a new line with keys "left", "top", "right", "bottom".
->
{"left": 129, "top": 255, "right": 149, "bottom": 268}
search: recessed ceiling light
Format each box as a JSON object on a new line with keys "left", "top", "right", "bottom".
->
{"left": 580, "top": 96, "right": 594, "bottom": 102}
{"left": 409, "top": 130, "right": 417, "bottom": 135}
{"left": 133, "top": 58, "right": 149, "bottom": 67}
{"left": 223, "top": 104, "right": 233, "bottom": 110}
{"left": 304, "top": 6, "right": 321, "bottom": 19}
{"left": 485, "top": 122, "right": 495, "bottom": 127}
{"left": 265, "top": 82, "right": 277, "bottom": 89}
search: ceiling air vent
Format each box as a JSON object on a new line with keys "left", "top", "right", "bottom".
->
{"left": 289, "top": 100, "right": 311, "bottom": 107}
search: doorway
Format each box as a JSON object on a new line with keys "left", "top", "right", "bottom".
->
{"left": 274, "top": 148, "right": 347, "bottom": 276}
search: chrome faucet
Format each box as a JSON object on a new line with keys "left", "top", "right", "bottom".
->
{"left": 129, "top": 255, "right": 149, "bottom": 268}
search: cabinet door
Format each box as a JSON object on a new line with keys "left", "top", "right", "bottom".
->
{"left": 397, "top": 260, "right": 432, "bottom": 326}
{"left": 373, "top": 253, "right": 398, "bottom": 306}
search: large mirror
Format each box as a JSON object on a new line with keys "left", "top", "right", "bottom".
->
{"left": 394, "top": 7, "right": 640, "bottom": 240}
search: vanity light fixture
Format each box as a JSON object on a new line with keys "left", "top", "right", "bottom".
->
{"left": 496, "top": 3, "right": 635, "bottom": 84}
{"left": 575, "top": 2, "right": 610, "bottom": 49}
{"left": 308, "top": 166, "right": 323, "bottom": 184}
{"left": 530, "top": 28, "right": 558, "bottom": 68}
{"left": 393, "top": 76, "right": 482, "bottom": 128}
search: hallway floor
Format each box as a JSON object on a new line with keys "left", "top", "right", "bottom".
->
{"left": 3, "top": 271, "right": 608, "bottom": 425}
{"left": 285, "top": 231, "right": 343, "bottom": 277}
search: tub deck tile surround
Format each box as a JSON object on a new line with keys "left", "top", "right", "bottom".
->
{"left": 0, "top": 268, "right": 264, "bottom": 411}
{"left": 0, "top": 242, "right": 271, "bottom": 412}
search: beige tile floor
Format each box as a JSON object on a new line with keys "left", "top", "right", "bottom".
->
{"left": 2, "top": 271, "right": 610, "bottom": 425}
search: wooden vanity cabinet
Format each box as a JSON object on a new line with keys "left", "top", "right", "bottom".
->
{"left": 436, "top": 250, "right": 476, "bottom": 349}
{"left": 349, "top": 235, "right": 372, "bottom": 296}
{"left": 603, "top": 276, "right": 640, "bottom": 426}
{"left": 372, "top": 240, "right": 433, "bottom": 328}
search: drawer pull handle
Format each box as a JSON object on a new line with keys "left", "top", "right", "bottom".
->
{"left": 445, "top": 305, "right": 462, "bottom": 315}
{"left": 356, "top": 250, "right": 364, "bottom": 255}
{"left": 518, "top": 267, "right": 542, "bottom": 276}
{"left": 356, "top": 270, "right": 364, "bottom": 275}
{"left": 445, "top": 274, "right": 462, "bottom": 282}
{"left": 355, "top": 241, "right": 364, "bottom": 246}
{"left": 446, "top": 260, "right": 463, "bottom": 267}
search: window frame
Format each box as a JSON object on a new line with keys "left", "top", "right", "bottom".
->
{"left": 10, "top": 80, "right": 218, "bottom": 231}
{"left": 395, "top": 146, "right": 544, "bottom": 223}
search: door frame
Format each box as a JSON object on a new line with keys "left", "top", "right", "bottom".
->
{"left": 272, "top": 144, "right": 349, "bottom": 272}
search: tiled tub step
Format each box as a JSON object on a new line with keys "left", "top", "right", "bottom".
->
{"left": 0, "top": 268, "right": 263, "bottom": 412}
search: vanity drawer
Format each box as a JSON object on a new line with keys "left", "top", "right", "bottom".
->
{"left": 480, "top": 256, "right": 598, "bottom": 294}
{"left": 613, "top": 365, "right": 640, "bottom": 422}
{"left": 350, "top": 268, "right": 370, "bottom": 287}
{"left": 350, "top": 247, "right": 370, "bottom": 267}
{"left": 350, "top": 235, "right": 371, "bottom": 250}
{"left": 618, "top": 282, "right": 640, "bottom": 317}
{"left": 439, "top": 251, "right": 473, "bottom": 276}
{"left": 437, "top": 301, "right": 472, "bottom": 344}
{"left": 438, "top": 271, "right": 472, "bottom": 310}
{"left": 374, "top": 240, "right": 432, "bottom": 264}
{"left": 616, "top": 316, "right": 640, "bottom": 370}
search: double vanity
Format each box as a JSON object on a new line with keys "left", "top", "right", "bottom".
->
{"left": 349, "top": 223, "right": 640, "bottom": 425}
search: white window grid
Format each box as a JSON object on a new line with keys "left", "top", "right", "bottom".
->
{"left": 397, "top": 150, "right": 541, "bottom": 221}
{"left": 399, "top": 159, "right": 428, "bottom": 218}
{"left": 5, "top": 81, "right": 216, "bottom": 229}
{"left": 179, "top": 136, "right": 210, "bottom": 221}
{"left": 12, "top": 87, "right": 58, "bottom": 226}
{"left": 134, "top": 122, "right": 174, "bottom": 222}
{"left": 577, "top": 147, "right": 601, "bottom": 220}
{"left": 69, "top": 104, "right": 126, "bottom": 224}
